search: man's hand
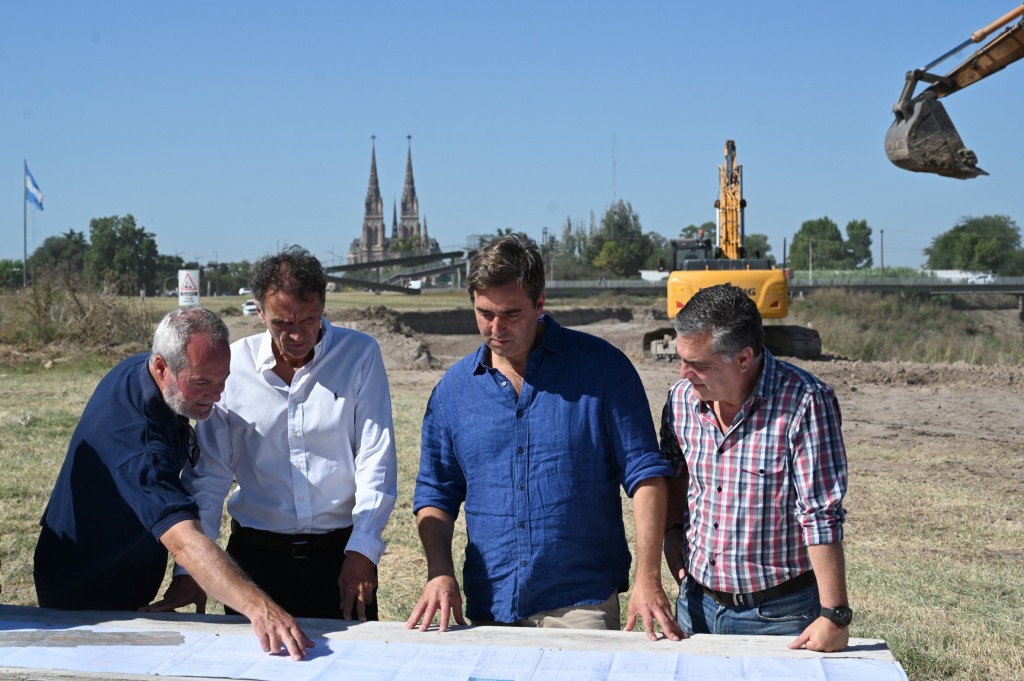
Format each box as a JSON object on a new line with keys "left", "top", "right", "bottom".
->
{"left": 139, "top": 574, "right": 207, "bottom": 613}
{"left": 245, "top": 599, "right": 316, "bottom": 660}
{"left": 788, "top": 616, "right": 850, "bottom": 653}
{"left": 405, "top": 575, "right": 466, "bottom": 632}
{"left": 160, "top": 519, "right": 313, "bottom": 660}
{"left": 624, "top": 577, "right": 685, "bottom": 641}
{"left": 663, "top": 527, "right": 687, "bottom": 585}
{"left": 339, "top": 551, "right": 377, "bottom": 621}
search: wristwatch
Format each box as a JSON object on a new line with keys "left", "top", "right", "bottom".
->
{"left": 820, "top": 606, "right": 854, "bottom": 628}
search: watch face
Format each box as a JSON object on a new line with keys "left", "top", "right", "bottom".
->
{"left": 824, "top": 606, "right": 853, "bottom": 627}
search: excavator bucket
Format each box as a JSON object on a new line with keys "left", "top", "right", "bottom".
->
{"left": 884, "top": 98, "right": 988, "bottom": 179}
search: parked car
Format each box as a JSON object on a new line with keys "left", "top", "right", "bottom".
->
{"left": 242, "top": 299, "right": 258, "bottom": 316}
{"left": 238, "top": 287, "right": 252, "bottom": 295}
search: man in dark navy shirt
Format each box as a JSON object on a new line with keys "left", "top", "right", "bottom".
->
{"left": 33, "top": 307, "right": 313, "bottom": 660}
{"left": 406, "top": 233, "right": 683, "bottom": 640}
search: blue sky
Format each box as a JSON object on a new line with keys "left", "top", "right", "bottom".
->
{"left": 4, "top": 1, "right": 1023, "bottom": 270}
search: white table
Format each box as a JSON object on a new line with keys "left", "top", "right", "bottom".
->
{"left": 0, "top": 604, "right": 906, "bottom": 680}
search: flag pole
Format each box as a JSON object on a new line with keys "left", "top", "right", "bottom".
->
{"left": 23, "top": 159, "right": 28, "bottom": 288}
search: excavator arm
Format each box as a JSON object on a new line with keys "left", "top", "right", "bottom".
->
{"left": 885, "top": 4, "right": 1024, "bottom": 179}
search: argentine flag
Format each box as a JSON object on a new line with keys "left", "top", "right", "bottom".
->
{"left": 25, "top": 164, "right": 44, "bottom": 211}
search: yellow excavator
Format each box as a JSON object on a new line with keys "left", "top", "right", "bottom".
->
{"left": 645, "top": 141, "right": 822, "bottom": 360}
{"left": 885, "top": 4, "right": 1024, "bottom": 178}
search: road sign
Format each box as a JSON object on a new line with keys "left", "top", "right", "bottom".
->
{"left": 178, "top": 269, "right": 200, "bottom": 307}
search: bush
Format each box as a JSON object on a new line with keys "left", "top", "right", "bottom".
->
{"left": 0, "top": 269, "right": 155, "bottom": 363}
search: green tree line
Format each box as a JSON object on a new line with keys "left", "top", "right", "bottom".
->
{"left": 2, "top": 208, "right": 1021, "bottom": 292}
{"left": 1, "top": 214, "right": 256, "bottom": 295}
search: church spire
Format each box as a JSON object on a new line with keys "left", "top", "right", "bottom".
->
{"left": 400, "top": 134, "right": 420, "bottom": 241}
{"left": 362, "top": 135, "right": 385, "bottom": 251}
{"left": 365, "top": 135, "right": 383, "bottom": 217}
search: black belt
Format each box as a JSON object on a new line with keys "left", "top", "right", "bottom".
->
{"left": 230, "top": 520, "right": 351, "bottom": 559}
{"left": 692, "top": 570, "right": 817, "bottom": 607}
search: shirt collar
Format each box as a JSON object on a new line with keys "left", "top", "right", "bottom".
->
{"left": 751, "top": 347, "right": 779, "bottom": 402}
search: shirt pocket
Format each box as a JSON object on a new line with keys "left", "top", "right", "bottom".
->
{"left": 738, "top": 449, "right": 790, "bottom": 508}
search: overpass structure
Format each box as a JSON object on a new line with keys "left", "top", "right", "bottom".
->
{"left": 324, "top": 250, "right": 469, "bottom": 294}
{"left": 324, "top": 260, "right": 1024, "bottom": 321}
{"left": 540, "top": 276, "right": 1024, "bottom": 320}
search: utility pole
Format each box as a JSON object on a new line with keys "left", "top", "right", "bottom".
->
{"left": 809, "top": 239, "right": 814, "bottom": 287}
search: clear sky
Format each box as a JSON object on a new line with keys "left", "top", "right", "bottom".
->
{"left": 4, "top": 1, "right": 1023, "bottom": 270}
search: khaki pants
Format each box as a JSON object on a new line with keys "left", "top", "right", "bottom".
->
{"left": 472, "top": 593, "right": 620, "bottom": 630}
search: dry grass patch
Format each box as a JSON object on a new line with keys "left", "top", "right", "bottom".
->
{"left": 3, "top": 351, "right": 1024, "bottom": 679}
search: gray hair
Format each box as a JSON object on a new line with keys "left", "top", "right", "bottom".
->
{"left": 672, "top": 284, "right": 764, "bottom": 359}
{"left": 467, "top": 233, "right": 545, "bottom": 302}
{"left": 150, "top": 307, "right": 229, "bottom": 373}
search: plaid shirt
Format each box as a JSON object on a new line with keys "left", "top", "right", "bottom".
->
{"left": 660, "top": 350, "right": 847, "bottom": 594}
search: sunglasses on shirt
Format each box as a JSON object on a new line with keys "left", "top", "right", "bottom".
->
{"left": 178, "top": 420, "right": 201, "bottom": 468}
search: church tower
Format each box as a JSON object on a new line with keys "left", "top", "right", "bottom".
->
{"left": 347, "top": 134, "right": 440, "bottom": 265}
{"left": 399, "top": 135, "right": 422, "bottom": 243}
{"left": 360, "top": 136, "right": 386, "bottom": 261}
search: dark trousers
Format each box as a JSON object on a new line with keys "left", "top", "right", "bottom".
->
{"left": 225, "top": 523, "right": 379, "bottom": 621}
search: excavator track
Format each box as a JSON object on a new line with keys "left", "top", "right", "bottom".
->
{"left": 646, "top": 326, "right": 821, "bottom": 361}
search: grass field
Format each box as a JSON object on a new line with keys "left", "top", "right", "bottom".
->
{"left": 2, "top": 289, "right": 1023, "bottom": 680}
{"left": 3, "top": 362, "right": 1023, "bottom": 681}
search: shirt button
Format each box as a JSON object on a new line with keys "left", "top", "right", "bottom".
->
{"left": 517, "top": 446, "right": 524, "bottom": 454}
{"left": 717, "top": 485, "right": 723, "bottom": 492}
{"left": 710, "top": 559, "right": 716, "bottom": 566}
{"left": 520, "top": 560, "right": 527, "bottom": 567}
{"left": 501, "top": 381, "right": 507, "bottom": 387}
{"left": 516, "top": 410, "right": 524, "bottom": 418}
{"left": 518, "top": 521, "right": 525, "bottom": 528}
{"left": 518, "top": 484, "right": 525, "bottom": 491}
{"left": 713, "top": 522, "right": 719, "bottom": 529}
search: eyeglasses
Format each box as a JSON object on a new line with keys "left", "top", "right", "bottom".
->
{"left": 178, "top": 419, "right": 201, "bottom": 468}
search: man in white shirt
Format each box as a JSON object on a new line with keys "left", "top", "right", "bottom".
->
{"left": 161, "top": 245, "right": 398, "bottom": 621}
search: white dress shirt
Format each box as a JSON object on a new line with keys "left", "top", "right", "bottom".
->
{"left": 184, "top": 319, "right": 398, "bottom": 564}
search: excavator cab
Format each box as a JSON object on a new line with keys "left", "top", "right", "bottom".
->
{"left": 884, "top": 96, "right": 987, "bottom": 179}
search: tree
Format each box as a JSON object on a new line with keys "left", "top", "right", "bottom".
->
{"left": 789, "top": 217, "right": 849, "bottom": 270}
{"left": 924, "top": 215, "right": 1023, "bottom": 275}
{"left": 584, "top": 200, "right": 654, "bottom": 277}
{"left": 0, "top": 259, "right": 24, "bottom": 290}
{"left": 844, "top": 219, "right": 873, "bottom": 269}
{"left": 679, "top": 221, "right": 715, "bottom": 240}
{"left": 29, "top": 230, "right": 89, "bottom": 286}
{"left": 154, "top": 253, "right": 186, "bottom": 295}
{"left": 547, "top": 215, "right": 592, "bottom": 280}
{"left": 85, "top": 215, "right": 160, "bottom": 294}
{"left": 745, "top": 233, "right": 772, "bottom": 261}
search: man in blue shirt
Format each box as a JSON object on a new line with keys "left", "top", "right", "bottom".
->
{"left": 33, "top": 307, "right": 313, "bottom": 660}
{"left": 407, "top": 233, "right": 682, "bottom": 640}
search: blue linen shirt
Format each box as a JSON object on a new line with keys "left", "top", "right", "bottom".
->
{"left": 413, "top": 314, "right": 672, "bottom": 623}
{"left": 33, "top": 353, "right": 199, "bottom": 610}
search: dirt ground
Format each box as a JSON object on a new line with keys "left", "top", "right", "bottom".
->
{"left": 228, "top": 306, "right": 1023, "bottom": 460}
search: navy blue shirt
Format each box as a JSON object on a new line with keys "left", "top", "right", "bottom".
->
{"left": 34, "top": 353, "right": 199, "bottom": 610}
{"left": 413, "top": 315, "right": 672, "bottom": 622}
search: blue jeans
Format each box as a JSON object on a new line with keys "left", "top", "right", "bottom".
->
{"left": 676, "top": 576, "right": 820, "bottom": 636}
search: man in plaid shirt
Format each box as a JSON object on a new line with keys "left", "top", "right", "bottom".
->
{"left": 661, "top": 284, "right": 852, "bottom": 652}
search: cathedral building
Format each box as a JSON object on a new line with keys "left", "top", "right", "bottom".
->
{"left": 346, "top": 136, "right": 439, "bottom": 264}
